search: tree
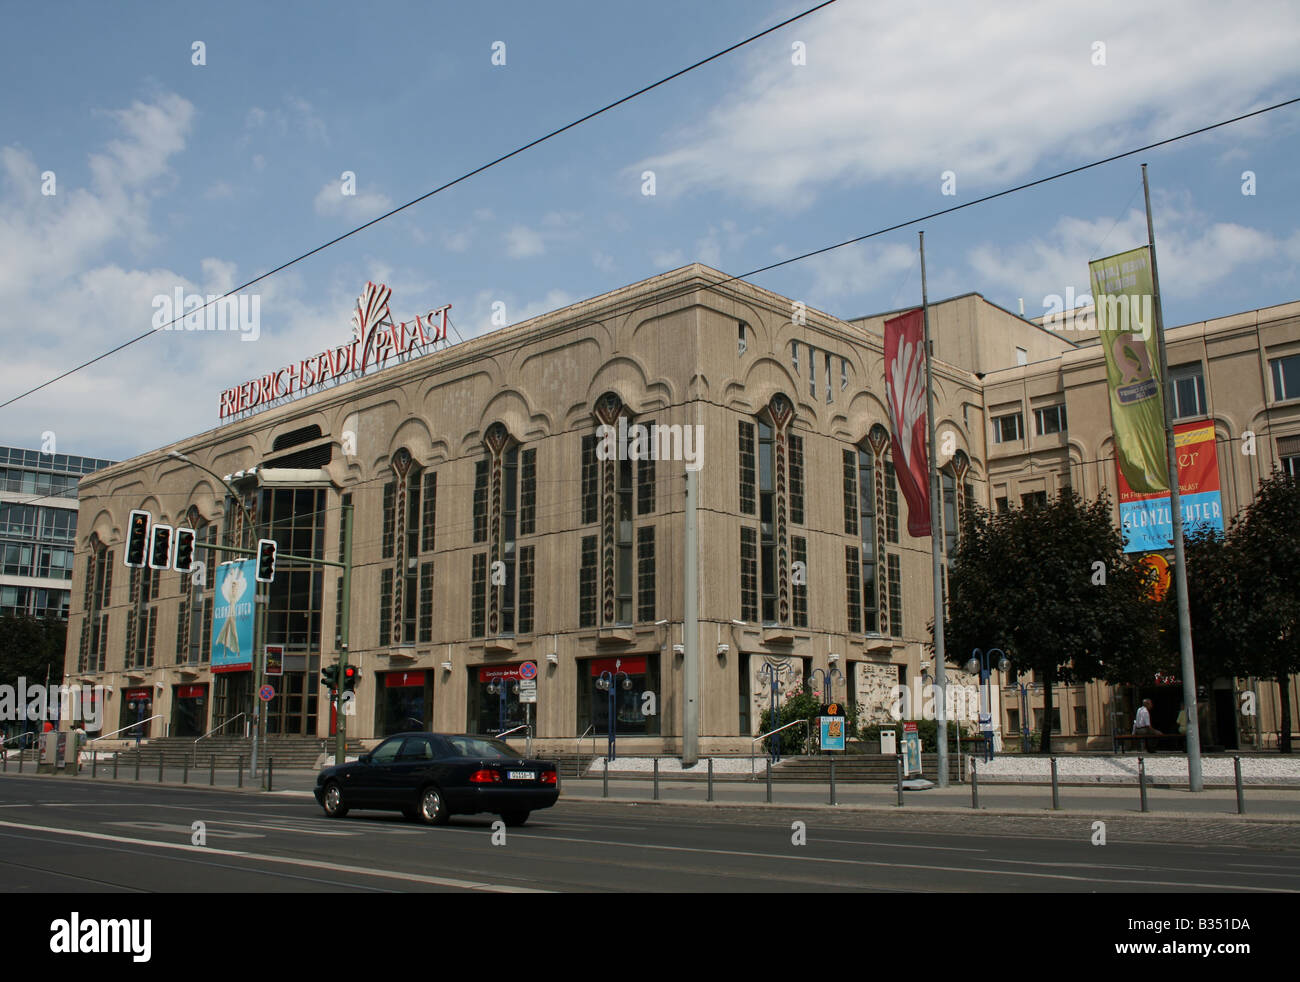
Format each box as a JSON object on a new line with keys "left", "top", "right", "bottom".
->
{"left": 1198, "top": 469, "right": 1300, "bottom": 752}
{"left": 944, "top": 488, "right": 1160, "bottom": 752}
{"left": 0, "top": 614, "right": 68, "bottom": 730}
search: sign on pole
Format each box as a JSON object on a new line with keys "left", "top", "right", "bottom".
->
{"left": 264, "top": 645, "right": 283, "bottom": 677}
{"left": 518, "top": 678, "right": 537, "bottom": 704}
{"left": 819, "top": 702, "right": 846, "bottom": 752}
{"left": 259, "top": 685, "right": 275, "bottom": 702}
{"left": 903, "top": 720, "right": 922, "bottom": 777}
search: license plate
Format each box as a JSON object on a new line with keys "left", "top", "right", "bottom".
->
{"left": 507, "top": 771, "right": 534, "bottom": 781}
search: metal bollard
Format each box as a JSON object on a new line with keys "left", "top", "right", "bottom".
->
{"left": 267, "top": 756, "right": 273, "bottom": 793}
{"left": 707, "top": 757, "right": 714, "bottom": 802}
{"left": 829, "top": 756, "right": 837, "bottom": 806}
{"left": 765, "top": 759, "right": 773, "bottom": 803}
{"left": 135, "top": 754, "right": 141, "bottom": 782}
{"left": 210, "top": 754, "right": 215, "bottom": 787}
{"left": 2, "top": 747, "right": 6, "bottom": 772}
{"left": 158, "top": 754, "right": 164, "bottom": 783}
{"left": 896, "top": 753, "right": 904, "bottom": 806}
{"left": 112, "top": 753, "right": 117, "bottom": 779}
{"left": 1138, "top": 756, "right": 1148, "bottom": 812}
{"left": 238, "top": 756, "right": 243, "bottom": 788}
{"left": 18, "top": 746, "right": 23, "bottom": 773}
{"left": 183, "top": 757, "right": 188, "bottom": 785}
{"left": 1234, "top": 756, "right": 1245, "bottom": 815}
{"left": 653, "top": 757, "right": 659, "bottom": 801}
{"left": 971, "top": 756, "right": 980, "bottom": 809}
{"left": 1050, "top": 756, "right": 1060, "bottom": 810}
{"left": 92, "top": 750, "right": 97, "bottom": 778}
{"left": 602, "top": 758, "right": 608, "bottom": 798}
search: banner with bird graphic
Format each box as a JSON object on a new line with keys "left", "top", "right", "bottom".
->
{"left": 1089, "top": 246, "right": 1170, "bottom": 494}
{"left": 212, "top": 559, "right": 255, "bottom": 673}
{"left": 884, "top": 307, "right": 932, "bottom": 538}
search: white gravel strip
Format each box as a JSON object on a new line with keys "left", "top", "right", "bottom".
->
{"left": 972, "top": 755, "right": 1300, "bottom": 785}
{"left": 591, "top": 756, "right": 758, "bottom": 774}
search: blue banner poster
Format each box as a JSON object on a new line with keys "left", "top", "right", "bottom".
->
{"left": 212, "top": 559, "right": 255, "bottom": 673}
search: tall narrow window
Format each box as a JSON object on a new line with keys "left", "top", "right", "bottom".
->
{"left": 378, "top": 568, "right": 393, "bottom": 647}
{"left": 842, "top": 450, "right": 858, "bottom": 535}
{"left": 885, "top": 461, "right": 900, "bottom": 544}
{"left": 789, "top": 434, "right": 804, "bottom": 525}
{"left": 418, "top": 561, "right": 434, "bottom": 643}
{"left": 381, "top": 482, "right": 396, "bottom": 558}
{"left": 637, "top": 526, "right": 655, "bottom": 622}
{"left": 859, "top": 448, "right": 879, "bottom": 633}
{"left": 579, "top": 535, "right": 597, "bottom": 627}
{"left": 472, "top": 461, "right": 488, "bottom": 542}
{"left": 519, "top": 449, "right": 536, "bottom": 535}
{"left": 420, "top": 473, "right": 437, "bottom": 552}
{"left": 501, "top": 448, "right": 519, "bottom": 635}
{"left": 470, "top": 554, "right": 486, "bottom": 637}
{"left": 809, "top": 350, "right": 816, "bottom": 397}
{"left": 887, "top": 554, "right": 902, "bottom": 635}
{"left": 335, "top": 493, "right": 351, "bottom": 651}
{"left": 403, "top": 472, "right": 420, "bottom": 644}
{"left": 637, "top": 456, "right": 655, "bottom": 515}
{"left": 517, "top": 546, "right": 535, "bottom": 634}
{"left": 738, "top": 320, "right": 748, "bottom": 356}
{"left": 791, "top": 341, "right": 800, "bottom": 373}
{"left": 845, "top": 546, "right": 861, "bottom": 634}
{"left": 581, "top": 435, "right": 598, "bottom": 524}
{"left": 758, "top": 419, "right": 777, "bottom": 623}
{"left": 825, "top": 351, "right": 832, "bottom": 403}
{"left": 740, "top": 527, "right": 758, "bottom": 622}
{"left": 738, "top": 421, "right": 756, "bottom": 515}
{"left": 615, "top": 456, "right": 634, "bottom": 624}
{"left": 792, "top": 536, "right": 808, "bottom": 628}
{"left": 941, "top": 471, "right": 958, "bottom": 557}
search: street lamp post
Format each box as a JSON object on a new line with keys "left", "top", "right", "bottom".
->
{"left": 758, "top": 661, "right": 795, "bottom": 763}
{"left": 965, "top": 648, "right": 1010, "bottom": 762}
{"left": 808, "top": 667, "right": 844, "bottom": 705}
{"left": 595, "top": 660, "right": 631, "bottom": 763}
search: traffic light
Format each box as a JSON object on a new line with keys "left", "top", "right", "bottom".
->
{"left": 255, "top": 538, "right": 277, "bottom": 583}
{"left": 321, "top": 664, "right": 339, "bottom": 690}
{"left": 148, "top": 523, "right": 173, "bottom": 571}
{"left": 173, "top": 527, "right": 195, "bottom": 574}
{"left": 342, "top": 665, "right": 360, "bottom": 693}
{"left": 125, "top": 510, "right": 150, "bottom": 568}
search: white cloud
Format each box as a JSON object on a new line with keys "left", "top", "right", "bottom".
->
{"left": 636, "top": 0, "right": 1300, "bottom": 208}
{"left": 967, "top": 193, "right": 1286, "bottom": 316}
{"left": 505, "top": 225, "right": 545, "bottom": 258}
{"left": 313, "top": 179, "right": 392, "bottom": 219}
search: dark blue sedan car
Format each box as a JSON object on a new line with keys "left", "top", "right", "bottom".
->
{"left": 314, "top": 732, "right": 559, "bottom": 826}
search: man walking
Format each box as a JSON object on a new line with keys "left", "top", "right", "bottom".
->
{"left": 1133, "top": 698, "right": 1162, "bottom": 752}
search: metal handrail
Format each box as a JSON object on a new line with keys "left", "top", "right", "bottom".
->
{"left": 192, "top": 713, "right": 246, "bottom": 762}
{"left": 497, "top": 723, "right": 533, "bottom": 759}
{"left": 750, "top": 718, "right": 811, "bottom": 778}
{"left": 87, "top": 715, "right": 165, "bottom": 744}
{"left": 575, "top": 724, "right": 595, "bottom": 774}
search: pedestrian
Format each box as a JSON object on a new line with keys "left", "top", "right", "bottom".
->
{"left": 1133, "top": 698, "right": 1162, "bottom": 752}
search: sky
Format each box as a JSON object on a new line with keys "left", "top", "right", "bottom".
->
{"left": 2, "top": 0, "right": 1298, "bottom": 463}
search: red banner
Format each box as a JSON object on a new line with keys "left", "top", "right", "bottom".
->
{"left": 884, "top": 308, "right": 931, "bottom": 537}
{"left": 385, "top": 671, "right": 426, "bottom": 688}
{"left": 478, "top": 664, "right": 523, "bottom": 682}
{"left": 175, "top": 685, "right": 206, "bottom": 699}
{"left": 588, "top": 656, "right": 647, "bottom": 677}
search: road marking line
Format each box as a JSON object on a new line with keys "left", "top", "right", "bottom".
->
{"left": 0, "top": 819, "right": 548, "bottom": 893}
{"left": 497, "top": 831, "right": 1297, "bottom": 892}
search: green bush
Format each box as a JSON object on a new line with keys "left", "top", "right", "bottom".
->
{"left": 757, "top": 685, "right": 861, "bottom": 754}
{"left": 858, "top": 719, "right": 977, "bottom": 753}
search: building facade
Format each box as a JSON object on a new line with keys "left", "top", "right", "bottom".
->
{"left": 1, "top": 446, "right": 115, "bottom": 621}
{"left": 64, "top": 266, "right": 1300, "bottom": 752}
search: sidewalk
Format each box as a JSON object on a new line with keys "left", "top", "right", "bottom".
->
{"left": 11, "top": 763, "right": 1300, "bottom": 822}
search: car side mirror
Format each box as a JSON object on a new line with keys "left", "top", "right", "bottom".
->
{"left": 360, "top": 753, "right": 372, "bottom": 765}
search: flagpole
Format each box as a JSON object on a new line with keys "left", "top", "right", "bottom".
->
{"left": 919, "top": 231, "right": 949, "bottom": 787}
{"left": 1142, "top": 163, "right": 1203, "bottom": 791}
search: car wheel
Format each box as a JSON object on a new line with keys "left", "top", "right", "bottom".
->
{"left": 417, "top": 785, "right": 449, "bottom": 825}
{"left": 501, "top": 810, "right": 529, "bottom": 827}
{"left": 322, "top": 781, "right": 349, "bottom": 818}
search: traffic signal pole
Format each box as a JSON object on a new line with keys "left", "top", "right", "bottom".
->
{"left": 336, "top": 503, "right": 353, "bottom": 769}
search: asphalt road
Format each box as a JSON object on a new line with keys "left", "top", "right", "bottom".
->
{"left": 2, "top": 773, "right": 1298, "bottom": 893}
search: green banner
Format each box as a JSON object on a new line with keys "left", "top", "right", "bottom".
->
{"left": 1089, "top": 246, "right": 1169, "bottom": 493}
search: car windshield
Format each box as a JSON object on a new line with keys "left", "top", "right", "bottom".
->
{"left": 446, "top": 736, "right": 520, "bottom": 759}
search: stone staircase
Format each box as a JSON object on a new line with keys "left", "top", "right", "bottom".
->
{"left": 99, "top": 735, "right": 363, "bottom": 770}
{"left": 768, "top": 753, "right": 961, "bottom": 783}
